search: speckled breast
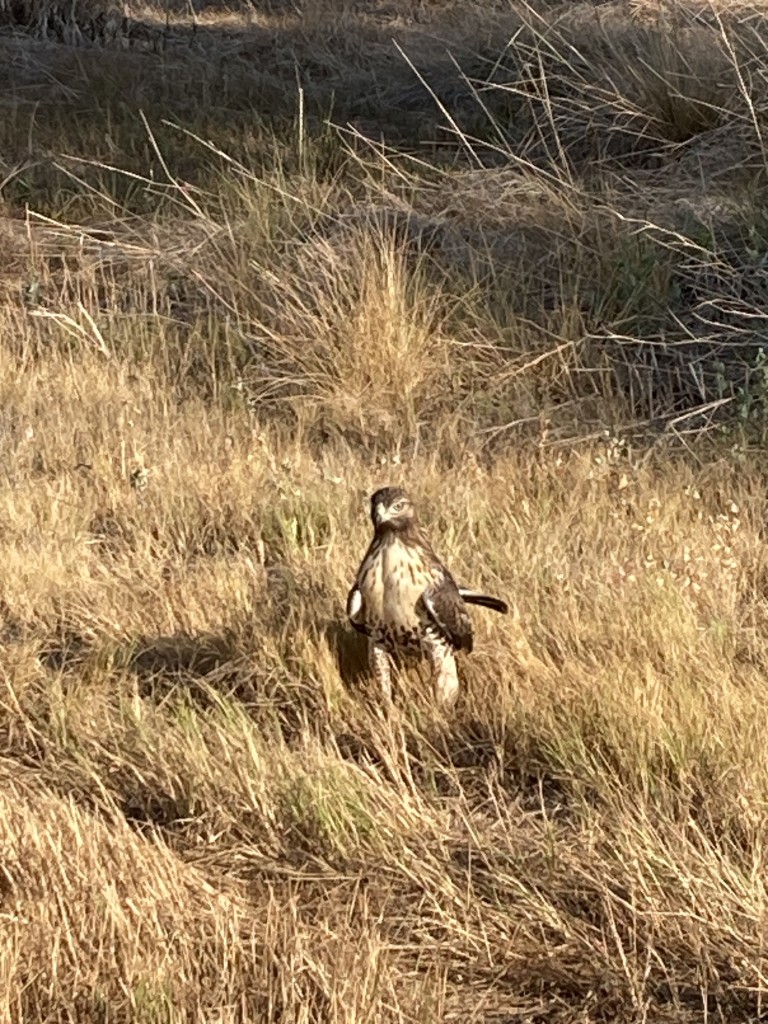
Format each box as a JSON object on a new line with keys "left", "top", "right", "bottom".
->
{"left": 357, "top": 535, "right": 435, "bottom": 650}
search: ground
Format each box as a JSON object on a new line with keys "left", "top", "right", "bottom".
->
{"left": 2, "top": 0, "right": 768, "bottom": 1021}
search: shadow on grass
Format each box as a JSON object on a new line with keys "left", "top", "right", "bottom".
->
{"left": 129, "top": 631, "right": 332, "bottom": 744}
{"left": 36, "top": 622, "right": 329, "bottom": 742}
{"left": 37, "top": 627, "right": 93, "bottom": 674}
{"left": 322, "top": 619, "right": 443, "bottom": 708}
{"left": 128, "top": 630, "right": 239, "bottom": 682}
{"left": 0, "top": 0, "right": 523, "bottom": 213}
{"left": 322, "top": 619, "right": 369, "bottom": 691}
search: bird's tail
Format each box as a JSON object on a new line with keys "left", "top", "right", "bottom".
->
{"left": 458, "top": 588, "right": 508, "bottom": 614}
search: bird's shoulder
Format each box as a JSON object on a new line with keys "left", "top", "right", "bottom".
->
{"left": 354, "top": 534, "right": 385, "bottom": 584}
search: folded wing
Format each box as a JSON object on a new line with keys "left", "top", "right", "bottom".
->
{"left": 422, "top": 575, "right": 474, "bottom": 653}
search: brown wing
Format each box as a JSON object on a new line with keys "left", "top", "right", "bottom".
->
{"left": 421, "top": 569, "right": 474, "bottom": 653}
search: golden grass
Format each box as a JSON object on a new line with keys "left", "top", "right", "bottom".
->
{"left": 3, "top": 0, "right": 768, "bottom": 1021}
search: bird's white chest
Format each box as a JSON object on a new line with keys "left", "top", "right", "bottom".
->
{"left": 361, "top": 537, "right": 429, "bottom": 627}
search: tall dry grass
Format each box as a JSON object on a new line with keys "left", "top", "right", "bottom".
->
{"left": 3, "top": 0, "right": 768, "bottom": 1021}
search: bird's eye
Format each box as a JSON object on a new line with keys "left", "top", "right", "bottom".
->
{"left": 392, "top": 501, "right": 406, "bottom": 512}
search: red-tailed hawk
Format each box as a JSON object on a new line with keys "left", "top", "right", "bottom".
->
{"left": 347, "top": 486, "right": 508, "bottom": 707}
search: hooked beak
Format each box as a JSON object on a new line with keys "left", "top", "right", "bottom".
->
{"left": 374, "top": 501, "right": 390, "bottom": 525}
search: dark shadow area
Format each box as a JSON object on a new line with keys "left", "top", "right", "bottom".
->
{"left": 125, "top": 630, "right": 269, "bottom": 709}
{"left": 35, "top": 621, "right": 329, "bottom": 743}
{"left": 322, "top": 619, "right": 369, "bottom": 691}
{"left": 0, "top": 1, "right": 520, "bottom": 159}
{"left": 37, "top": 625, "right": 247, "bottom": 691}
{"left": 2, "top": 0, "right": 764, "bottom": 220}
{"left": 128, "top": 630, "right": 240, "bottom": 680}
{"left": 119, "top": 772, "right": 196, "bottom": 832}
{"left": 1, "top": 0, "right": 754, "bottom": 176}
{"left": 322, "top": 618, "right": 432, "bottom": 709}
{"left": 126, "top": 630, "right": 331, "bottom": 743}
{"left": 38, "top": 626, "right": 93, "bottom": 673}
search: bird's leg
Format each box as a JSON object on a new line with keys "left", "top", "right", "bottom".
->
{"left": 427, "top": 639, "right": 460, "bottom": 708}
{"left": 369, "top": 641, "right": 394, "bottom": 703}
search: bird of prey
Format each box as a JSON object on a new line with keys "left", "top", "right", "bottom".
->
{"left": 346, "top": 486, "right": 508, "bottom": 707}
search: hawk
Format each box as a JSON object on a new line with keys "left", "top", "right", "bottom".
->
{"left": 346, "top": 486, "right": 508, "bottom": 707}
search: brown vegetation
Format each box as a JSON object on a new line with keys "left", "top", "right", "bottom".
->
{"left": 3, "top": 0, "right": 768, "bottom": 1020}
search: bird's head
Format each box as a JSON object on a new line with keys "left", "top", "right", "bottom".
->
{"left": 369, "top": 486, "right": 416, "bottom": 532}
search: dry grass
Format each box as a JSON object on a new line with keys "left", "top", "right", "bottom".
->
{"left": 3, "top": 0, "right": 768, "bottom": 1021}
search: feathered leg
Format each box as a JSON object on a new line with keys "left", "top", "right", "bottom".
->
{"left": 426, "top": 637, "right": 460, "bottom": 707}
{"left": 369, "top": 641, "right": 393, "bottom": 703}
